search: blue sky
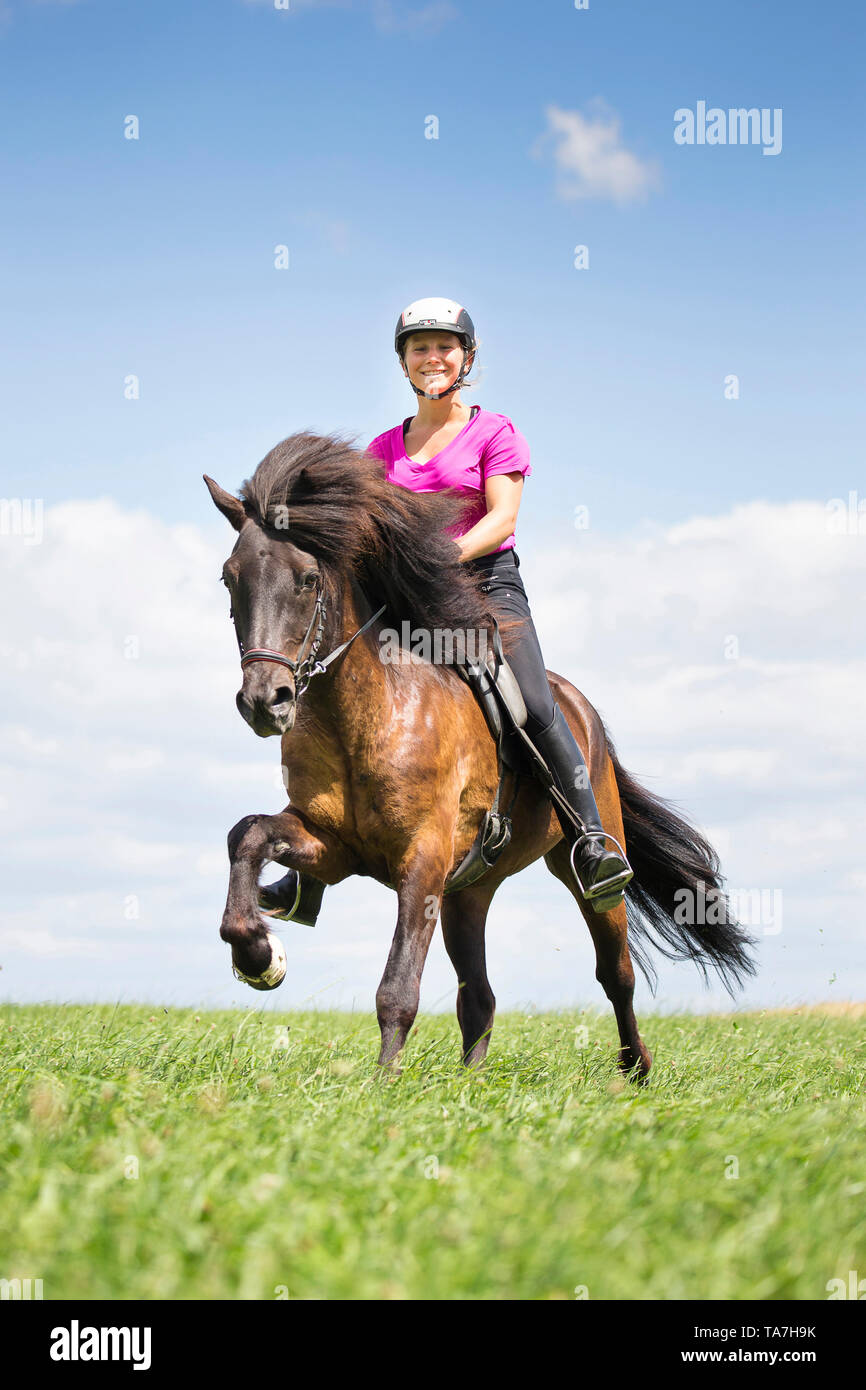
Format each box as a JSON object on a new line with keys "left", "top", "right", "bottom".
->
{"left": 1, "top": 0, "right": 864, "bottom": 1015}
{"left": 2, "top": 0, "right": 863, "bottom": 541}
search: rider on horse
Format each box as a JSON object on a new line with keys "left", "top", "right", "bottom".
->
{"left": 259, "top": 296, "right": 633, "bottom": 925}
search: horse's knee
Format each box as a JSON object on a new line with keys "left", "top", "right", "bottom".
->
{"left": 227, "top": 813, "right": 267, "bottom": 859}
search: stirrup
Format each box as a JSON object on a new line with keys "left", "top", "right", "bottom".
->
{"left": 259, "top": 871, "right": 325, "bottom": 928}
{"left": 568, "top": 830, "right": 633, "bottom": 906}
{"left": 259, "top": 873, "right": 301, "bottom": 921}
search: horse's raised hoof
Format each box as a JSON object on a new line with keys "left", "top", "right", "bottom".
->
{"left": 231, "top": 929, "right": 287, "bottom": 991}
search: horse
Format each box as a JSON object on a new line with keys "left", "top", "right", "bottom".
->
{"left": 204, "top": 432, "right": 755, "bottom": 1076}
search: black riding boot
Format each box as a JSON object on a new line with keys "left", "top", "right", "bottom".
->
{"left": 258, "top": 870, "right": 326, "bottom": 927}
{"left": 532, "top": 705, "right": 633, "bottom": 912}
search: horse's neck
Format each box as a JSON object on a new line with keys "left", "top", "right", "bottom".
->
{"left": 312, "top": 580, "right": 390, "bottom": 744}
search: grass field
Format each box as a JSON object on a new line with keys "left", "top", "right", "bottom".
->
{"left": 1, "top": 1002, "right": 864, "bottom": 1301}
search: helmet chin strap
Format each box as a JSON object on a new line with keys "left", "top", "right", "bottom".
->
{"left": 404, "top": 349, "right": 470, "bottom": 400}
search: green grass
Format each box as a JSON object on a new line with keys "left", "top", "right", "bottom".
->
{"left": 1, "top": 1003, "right": 864, "bottom": 1300}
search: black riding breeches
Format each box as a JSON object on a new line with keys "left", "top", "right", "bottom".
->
{"left": 464, "top": 548, "right": 556, "bottom": 737}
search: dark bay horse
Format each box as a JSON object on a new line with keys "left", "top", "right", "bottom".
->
{"left": 205, "top": 433, "right": 754, "bottom": 1076}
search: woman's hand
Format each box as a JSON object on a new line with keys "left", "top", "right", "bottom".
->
{"left": 456, "top": 472, "right": 525, "bottom": 561}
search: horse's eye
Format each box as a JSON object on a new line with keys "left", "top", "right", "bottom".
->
{"left": 301, "top": 572, "right": 317, "bottom": 589}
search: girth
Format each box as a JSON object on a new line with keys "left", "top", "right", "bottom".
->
{"left": 444, "top": 621, "right": 526, "bottom": 895}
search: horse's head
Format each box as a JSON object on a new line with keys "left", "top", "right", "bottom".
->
{"left": 205, "top": 475, "right": 324, "bottom": 737}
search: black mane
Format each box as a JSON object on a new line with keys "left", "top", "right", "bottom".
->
{"left": 240, "top": 432, "right": 505, "bottom": 653}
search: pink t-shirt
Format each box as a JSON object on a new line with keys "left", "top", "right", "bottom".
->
{"left": 366, "top": 407, "right": 532, "bottom": 552}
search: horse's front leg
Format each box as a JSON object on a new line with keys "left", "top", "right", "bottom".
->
{"left": 376, "top": 842, "right": 450, "bottom": 1069}
{"left": 221, "top": 808, "right": 353, "bottom": 989}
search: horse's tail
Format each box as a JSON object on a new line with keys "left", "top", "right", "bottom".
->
{"left": 604, "top": 727, "right": 757, "bottom": 996}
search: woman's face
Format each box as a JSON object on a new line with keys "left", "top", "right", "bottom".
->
{"left": 402, "top": 331, "right": 468, "bottom": 396}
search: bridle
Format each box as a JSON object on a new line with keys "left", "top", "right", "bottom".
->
{"left": 237, "top": 579, "right": 386, "bottom": 701}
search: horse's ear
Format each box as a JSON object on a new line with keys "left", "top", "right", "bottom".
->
{"left": 203, "top": 475, "right": 246, "bottom": 532}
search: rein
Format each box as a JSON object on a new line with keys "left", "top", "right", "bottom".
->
{"left": 238, "top": 583, "right": 387, "bottom": 699}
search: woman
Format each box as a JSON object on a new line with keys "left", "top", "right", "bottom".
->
{"left": 369, "top": 296, "right": 633, "bottom": 909}
{"left": 258, "top": 297, "right": 632, "bottom": 928}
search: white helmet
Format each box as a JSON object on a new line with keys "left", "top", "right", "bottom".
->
{"left": 394, "top": 297, "right": 477, "bottom": 398}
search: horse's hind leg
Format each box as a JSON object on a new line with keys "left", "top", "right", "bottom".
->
{"left": 441, "top": 882, "right": 498, "bottom": 1067}
{"left": 544, "top": 837, "right": 651, "bottom": 1082}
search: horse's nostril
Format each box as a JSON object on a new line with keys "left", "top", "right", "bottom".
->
{"left": 272, "top": 687, "right": 293, "bottom": 708}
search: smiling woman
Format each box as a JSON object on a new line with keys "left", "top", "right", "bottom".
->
{"left": 361, "top": 296, "right": 635, "bottom": 905}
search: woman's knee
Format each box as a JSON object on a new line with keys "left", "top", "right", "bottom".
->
{"left": 524, "top": 691, "right": 556, "bottom": 738}
{"left": 508, "top": 647, "right": 555, "bottom": 731}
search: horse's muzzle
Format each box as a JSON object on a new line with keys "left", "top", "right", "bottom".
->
{"left": 236, "top": 675, "right": 297, "bottom": 737}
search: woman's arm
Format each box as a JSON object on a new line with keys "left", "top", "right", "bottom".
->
{"left": 455, "top": 472, "right": 525, "bottom": 561}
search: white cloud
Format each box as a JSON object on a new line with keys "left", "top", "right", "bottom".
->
{"left": 0, "top": 494, "right": 862, "bottom": 1012}
{"left": 536, "top": 101, "right": 661, "bottom": 205}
